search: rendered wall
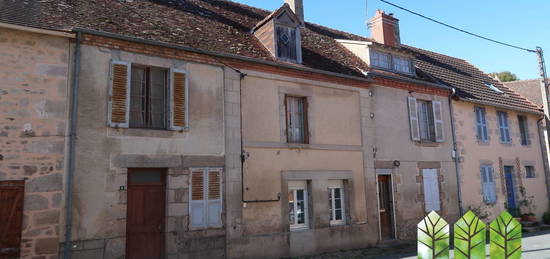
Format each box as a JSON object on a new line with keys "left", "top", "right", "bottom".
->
{"left": 68, "top": 44, "right": 225, "bottom": 259}
{"left": 454, "top": 100, "right": 549, "bottom": 220}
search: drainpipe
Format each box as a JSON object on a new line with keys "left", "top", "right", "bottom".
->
{"left": 448, "top": 88, "right": 464, "bottom": 216}
{"left": 537, "top": 116, "right": 550, "bottom": 202}
{"left": 64, "top": 31, "right": 81, "bottom": 259}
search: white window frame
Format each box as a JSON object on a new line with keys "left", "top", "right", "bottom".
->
{"left": 328, "top": 180, "right": 345, "bottom": 226}
{"left": 288, "top": 184, "right": 309, "bottom": 231}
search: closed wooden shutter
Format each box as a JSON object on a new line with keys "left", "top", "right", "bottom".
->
{"left": 190, "top": 171, "right": 206, "bottom": 228}
{"left": 407, "top": 97, "right": 420, "bottom": 141}
{"left": 0, "top": 181, "right": 25, "bottom": 258}
{"left": 170, "top": 68, "right": 187, "bottom": 130}
{"left": 207, "top": 170, "right": 222, "bottom": 227}
{"left": 432, "top": 101, "right": 444, "bottom": 142}
{"left": 422, "top": 169, "right": 441, "bottom": 212}
{"left": 108, "top": 60, "right": 131, "bottom": 128}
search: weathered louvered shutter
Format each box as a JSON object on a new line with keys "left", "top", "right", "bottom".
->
{"left": 108, "top": 60, "right": 131, "bottom": 128}
{"left": 207, "top": 170, "right": 222, "bottom": 227}
{"left": 481, "top": 166, "right": 497, "bottom": 204}
{"left": 422, "top": 169, "right": 441, "bottom": 212}
{"left": 170, "top": 68, "right": 188, "bottom": 131}
{"left": 190, "top": 171, "right": 206, "bottom": 228}
{"left": 407, "top": 97, "right": 420, "bottom": 141}
{"left": 289, "top": 28, "right": 297, "bottom": 60}
{"left": 432, "top": 101, "right": 444, "bottom": 142}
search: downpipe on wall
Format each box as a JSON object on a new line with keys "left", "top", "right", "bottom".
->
{"left": 448, "top": 88, "right": 464, "bottom": 216}
{"left": 63, "top": 31, "right": 81, "bottom": 259}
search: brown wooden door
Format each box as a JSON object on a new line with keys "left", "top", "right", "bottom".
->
{"left": 0, "top": 181, "right": 25, "bottom": 259}
{"left": 126, "top": 169, "right": 166, "bottom": 259}
{"left": 377, "top": 175, "right": 395, "bottom": 240}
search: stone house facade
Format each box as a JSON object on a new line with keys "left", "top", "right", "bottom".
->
{"left": 0, "top": 0, "right": 549, "bottom": 258}
{"left": 0, "top": 24, "right": 72, "bottom": 258}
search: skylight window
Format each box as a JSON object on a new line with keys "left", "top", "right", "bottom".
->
{"left": 485, "top": 83, "right": 504, "bottom": 94}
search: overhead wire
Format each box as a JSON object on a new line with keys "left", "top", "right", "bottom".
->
{"left": 379, "top": 0, "right": 536, "bottom": 53}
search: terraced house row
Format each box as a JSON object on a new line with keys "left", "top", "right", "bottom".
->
{"left": 0, "top": 0, "right": 549, "bottom": 258}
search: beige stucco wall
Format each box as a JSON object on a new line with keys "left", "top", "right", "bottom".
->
{"left": 454, "top": 100, "right": 549, "bottom": 221}
{"left": 363, "top": 85, "right": 459, "bottom": 240}
{"left": 233, "top": 71, "right": 369, "bottom": 257}
{"left": 70, "top": 44, "right": 225, "bottom": 258}
{"left": 0, "top": 27, "right": 70, "bottom": 258}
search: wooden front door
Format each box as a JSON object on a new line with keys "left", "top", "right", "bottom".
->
{"left": 0, "top": 181, "right": 25, "bottom": 259}
{"left": 126, "top": 169, "right": 166, "bottom": 259}
{"left": 377, "top": 174, "right": 395, "bottom": 240}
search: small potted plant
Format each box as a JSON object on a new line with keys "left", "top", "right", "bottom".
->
{"left": 518, "top": 187, "right": 537, "bottom": 222}
{"left": 521, "top": 212, "right": 537, "bottom": 222}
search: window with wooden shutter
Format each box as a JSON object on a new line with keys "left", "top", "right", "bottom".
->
{"left": 475, "top": 107, "right": 488, "bottom": 142}
{"left": 189, "top": 168, "right": 223, "bottom": 229}
{"left": 432, "top": 101, "right": 444, "bottom": 142}
{"left": 407, "top": 97, "right": 420, "bottom": 141}
{"left": 109, "top": 60, "right": 131, "bottom": 128}
{"left": 481, "top": 165, "right": 497, "bottom": 204}
{"left": 497, "top": 111, "right": 511, "bottom": 143}
{"left": 422, "top": 169, "right": 441, "bottom": 212}
{"left": 170, "top": 68, "right": 188, "bottom": 131}
{"left": 276, "top": 25, "right": 298, "bottom": 62}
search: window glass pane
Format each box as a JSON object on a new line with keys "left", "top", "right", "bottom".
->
{"left": 130, "top": 67, "right": 146, "bottom": 128}
{"left": 130, "top": 170, "right": 161, "bottom": 183}
{"left": 394, "top": 56, "right": 412, "bottom": 73}
{"left": 371, "top": 51, "right": 391, "bottom": 69}
{"left": 296, "top": 190, "right": 305, "bottom": 224}
{"left": 417, "top": 101, "right": 433, "bottom": 141}
{"left": 286, "top": 96, "right": 306, "bottom": 143}
{"left": 335, "top": 209, "right": 342, "bottom": 220}
{"left": 288, "top": 190, "right": 295, "bottom": 224}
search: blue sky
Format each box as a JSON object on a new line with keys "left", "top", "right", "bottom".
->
{"left": 232, "top": 0, "right": 550, "bottom": 80}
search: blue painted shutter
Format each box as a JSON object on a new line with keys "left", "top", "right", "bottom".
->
{"left": 481, "top": 166, "right": 497, "bottom": 204}
{"left": 422, "top": 169, "right": 440, "bottom": 212}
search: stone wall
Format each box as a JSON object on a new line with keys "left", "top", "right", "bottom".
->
{"left": 0, "top": 27, "right": 71, "bottom": 258}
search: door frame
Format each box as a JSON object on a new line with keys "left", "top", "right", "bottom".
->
{"left": 125, "top": 168, "right": 167, "bottom": 259}
{"left": 375, "top": 169, "right": 397, "bottom": 240}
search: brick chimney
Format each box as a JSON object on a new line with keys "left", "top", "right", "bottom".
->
{"left": 369, "top": 10, "right": 400, "bottom": 47}
{"left": 285, "top": 0, "right": 304, "bottom": 22}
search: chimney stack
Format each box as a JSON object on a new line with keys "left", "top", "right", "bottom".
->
{"left": 369, "top": 10, "right": 400, "bottom": 47}
{"left": 285, "top": 0, "right": 304, "bottom": 22}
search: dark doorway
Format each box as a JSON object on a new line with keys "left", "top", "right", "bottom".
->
{"left": 504, "top": 166, "right": 519, "bottom": 217}
{"left": 126, "top": 169, "right": 166, "bottom": 259}
{"left": 0, "top": 180, "right": 25, "bottom": 259}
{"left": 377, "top": 173, "right": 395, "bottom": 240}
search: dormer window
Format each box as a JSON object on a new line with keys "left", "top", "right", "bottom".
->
{"left": 369, "top": 49, "right": 414, "bottom": 75}
{"left": 276, "top": 25, "right": 298, "bottom": 61}
{"left": 394, "top": 56, "right": 413, "bottom": 74}
{"left": 252, "top": 3, "right": 303, "bottom": 64}
{"left": 371, "top": 50, "right": 391, "bottom": 69}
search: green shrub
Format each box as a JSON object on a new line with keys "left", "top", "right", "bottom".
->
{"left": 544, "top": 211, "right": 550, "bottom": 225}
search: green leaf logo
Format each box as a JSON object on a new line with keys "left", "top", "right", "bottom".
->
{"left": 418, "top": 211, "right": 450, "bottom": 259}
{"left": 454, "top": 210, "right": 486, "bottom": 259}
{"left": 490, "top": 211, "right": 521, "bottom": 259}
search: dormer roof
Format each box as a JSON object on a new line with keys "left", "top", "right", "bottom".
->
{"left": 252, "top": 3, "right": 303, "bottom": 32}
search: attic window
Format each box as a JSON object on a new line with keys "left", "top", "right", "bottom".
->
{"left": 370, "top": 49, "right": 414, "bottom": 75}
{"left": 485, "top": 83, "right": 504, "bottom": 94}
{"left": 276, "top": 25, "right": 299, "bottom": 62}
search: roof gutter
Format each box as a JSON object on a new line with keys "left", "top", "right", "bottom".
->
{"left": 457, "top": 98, "right": 543, "bottom": 116}
{"left": 0, "top": 22, "right": 74, "bottom": 38}
{"left": 71, "top": 28, "right": 374, "bottom": 85}
{"left": 368, "top": 70, "right": 452, "bottom": 91}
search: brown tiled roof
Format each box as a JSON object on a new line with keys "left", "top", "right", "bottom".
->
{"left": 0, "top": 0, "right": 541, "bottom": 113}
{"left": 504, "top": 79, "right": 544, "bottom": 108}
